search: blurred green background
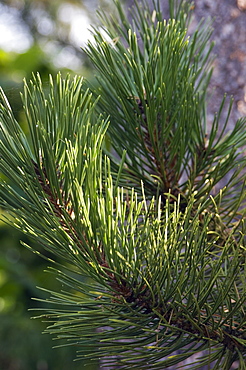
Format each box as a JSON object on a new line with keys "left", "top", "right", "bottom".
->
{"left": 0, "top": 0, "right": 120, "bottom": 368}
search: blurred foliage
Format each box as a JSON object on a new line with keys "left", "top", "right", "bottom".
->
{"left": 0, "top": 46, "right": 54, "bottom": 123}
{"left": 0, "top": 0, "right": 119, "bottom": 118}
{"left": 0, "top": 222, "right": 100, "bottom": 369}
{"left": 0, "top": 0, "right": 110, "bottom": 368}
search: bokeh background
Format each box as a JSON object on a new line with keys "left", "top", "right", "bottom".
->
{"left": 0, "top": 0, "right": 245, "bottom": 369}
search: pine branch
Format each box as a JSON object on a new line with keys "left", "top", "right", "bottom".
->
{"left": 0, "top": 1, "right": 245, "bottom": 369}
{"left": 85, "top": 0, "right": 246, "bottom": 249}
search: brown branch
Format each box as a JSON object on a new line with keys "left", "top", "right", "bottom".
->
{"left": 131, "top": 96, "right": 181, "bottom": 197}
{"left": 32, "top": 159, "right": 115, "bottom": 277}
{"left": 110, "top": 279, "right": 245, "bottom": 352}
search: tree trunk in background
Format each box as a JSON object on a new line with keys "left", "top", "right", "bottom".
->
{"left": 190, "top": 0, "right": 246, "bottom": 128}
{"left": 185, "top": 0, "right": 246, "bottom": 195}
